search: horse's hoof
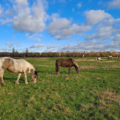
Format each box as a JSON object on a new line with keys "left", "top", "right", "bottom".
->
{"left": 1, "top": 83, "right": 6, "bottom": 85}
{"left": 15, "top": 82, "right": 19, "bottom": 84}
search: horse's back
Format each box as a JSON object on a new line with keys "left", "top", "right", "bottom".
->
{"left": 13, "top": 59, "right": 34, "bottom": 72}
{"left": 0, "top": 57, "right": 34, "bottom": 73}
{"left": 56, "top": 59, "right": 63, "bottom": 66}
{"left": 58, "top": 58, "right": 73, "bottom": 67}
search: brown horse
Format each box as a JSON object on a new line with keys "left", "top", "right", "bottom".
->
{"left": 55, "top": 58, "right": 80, "bottom": 74}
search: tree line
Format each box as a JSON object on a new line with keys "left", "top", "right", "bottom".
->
{"left": 0, "top": 48, "right": 119, "bottom": 57}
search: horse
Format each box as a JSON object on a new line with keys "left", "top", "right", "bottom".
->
{"left": 55, "top": 58, "right": 80, "bottom": 74}
{"left": 108, "top": 55, "right": 113, "bottom": 59}
{"left": 96, "top": 57, "right": 102, "bottom": 61}
{"left": 0, "top": 57, "right": 38, "bottom": 85}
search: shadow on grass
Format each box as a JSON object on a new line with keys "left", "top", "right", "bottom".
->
{"left": 3, "top": 77, "right": 25, "bottom": 84}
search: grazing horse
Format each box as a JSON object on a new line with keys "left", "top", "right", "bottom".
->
{"left": 96, "top": 57, "right": 102, "bottom": 61}
{"left": 108, "top": 55, "right": 113, "bottom": 59}
{"left": 55, "top": 58, "right": 80, "bottom": 74}
{"left": 82, "top": 55, "right": 84, "bottom": 57}
{"left": 0, "top": 57, "right": 38, "bottom": 85}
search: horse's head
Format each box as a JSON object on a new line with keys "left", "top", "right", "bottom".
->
{"left": 76, "top": 66, "right": 80, "bottom": 73}
{"left": 30, "top": 69, "right": 38, "bottom": 83}
{"left": 73, "top": 60, "right": 80, "bottom": 73}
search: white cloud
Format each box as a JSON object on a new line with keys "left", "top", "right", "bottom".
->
{"left": 15, "top": 0, "right": 28, "bottom": 6}
{"left": 48, "top": 14, "right": 71, "bottom": 33}
{"left": 26, "top": 33, "right": 29, "bottom": 37}
{"left": 85, "top": 34, "right": 95, "bottom": 41}
{"left": 0, "top": 5, "right": 2, "bottom": 15}
{"left": 6, "top": 42, "right": 21, "bottom": 48}
{"left": 85, "top": 10, "right": 112, "bottom": 25}
{"left": 30, "top": 44, "right": 45, "bottom": 48}
{"left": 12, "top": 0, "right": 47, "bottom": 33}
{"left": 85, "top": 17, "right": 120, "bottom": 41}
{"left": 34, "top": 38, "right": 41, "bottom": 42}
{"left": 112, "top": 34, "right": 120, "bottom": 42}
{"left": 47, "top": 15, "right": 91, "bottom": 40}
{"left": 56, "top": 34, "right": 120, "bottom": 52}
{"left": 0, "top": 47, "right": 12, "bottom": 52}
{"left": 27, "top": 36, "right": 33, "bottom": 39}
{"left": 105, "top": 34, "right": 120, "bottom": 49}
{"left": 1, "top": 18, "right": 13, "bottom": 25}
{"left": 57, "top": 39, "right": 110, "bottom": 52}
{"left": 26, "top": 33, "right": 42, "bottom": 42}
{"left": 85, "top": 26, "right": 114, "bottom": 40}
{"left": 3, "top": 8, "right": 17, "bottom": 17}
{"left": 0, "top": 0, "right": 48, "bottom": 33}
{"left": 77, "top": 3, "right": 82, "bottom": 8}
{"left": 50, "top": 23, "right": 91, "bottom": 40}
{"left": 46, "top": 45, "right": 58, "bottom": 52}
{"left": 47, "top": 45, "right": 58, "bottom": 49}
{"left": 108, "top": 0, "right": 120, "bottom": 9}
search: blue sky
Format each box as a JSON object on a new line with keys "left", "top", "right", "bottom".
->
{"left": 0, "top": 0, "right": 120, "bottom": 53}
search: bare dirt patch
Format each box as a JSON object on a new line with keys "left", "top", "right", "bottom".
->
{"left": 75, "top": 58, "right": 106, "bottom": 61}
{"left": 75, "top": 58, "right": 116, "bottom": 63}
{"left": 75, "top": 58, "right": 95, "bottom": 61}
{"left": 80, "top": 66, "right": 98, "bottom": 69}
{"left": 102, "top": 61, "right": 115, "bottom": 63}
{"left": 102, "top": 65, "right": 120, "bottom": 69}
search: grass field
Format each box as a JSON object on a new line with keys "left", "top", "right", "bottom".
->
{"left": 0, "top": 57, "right": 120, "bottom": 120}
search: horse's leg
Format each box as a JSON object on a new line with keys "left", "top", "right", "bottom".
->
{"left": 68, "top": 67, "right": 71, "bottom": 74}
{"left": 0, "top": 70, "right": 5, "bottom": 85}
{"left": 24, "top": 72, "right": 28, "bottom": 84}
{"left": 55, "top": 65, "right": 57, "bottom": 74}
{"left": 55, "top": 61, "right": 57, "bottom": 74}
{"left": 57, "top": 66, "right": 60, "bottom": 74}
{"left": 15, "top": 73, "right": 21, "bottom": 84}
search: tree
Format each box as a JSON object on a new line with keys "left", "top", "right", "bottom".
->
{"left": 12, "top": 47, "right": 15, "bottom": 54}
{"left": 26, "top": 48, "right": 29, "bottom": 57}
{"left": 101, "top": 49, "right": 106, "bottom": 52}
{"left": 26, "top": 48, "right": 29, "bottom": 54}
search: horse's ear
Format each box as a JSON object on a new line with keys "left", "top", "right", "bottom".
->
{"left": 35, "top": 71, "right": 38, "bottom": 77}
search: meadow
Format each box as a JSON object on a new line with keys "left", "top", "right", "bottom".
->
{"left": 0, "top": 57, "right": 120, "bottom": 120}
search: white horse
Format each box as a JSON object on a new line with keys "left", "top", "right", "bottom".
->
{"left": 96, "top": 57, "right": 102, "bottom": 61}
{"left": 0, "top": 57, "right": 38, "bottom": 85}
{"left": 108, "top": 55, "right": 113, "bottom": 59}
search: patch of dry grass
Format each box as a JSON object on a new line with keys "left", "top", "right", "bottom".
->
{"left": 75, "top": 58, "right": 95, "bottom": 61}
{"left": 80, "top": 66, "right": 98, "bottom": 69}
{"left": 35, "top": 65, "right": 48, "bottom": 67}
{"left": 98, "top": 90, "right": 120, "bottom": 105}
{"left": 102, "top": 61, "right": 115, "bottom": 63}
{"left": 102, "top": 65, "right": 120, "bottom": 69}
{"left": 37, "top": 57, "right": 50, "bottom": 61}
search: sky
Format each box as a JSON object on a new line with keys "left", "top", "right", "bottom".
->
{"left": 0, "top": 0, "right": 120, "bottom": 53}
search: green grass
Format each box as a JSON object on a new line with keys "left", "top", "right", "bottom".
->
{"left": 0, "top": 57, "right": 120, "bottom": 120}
